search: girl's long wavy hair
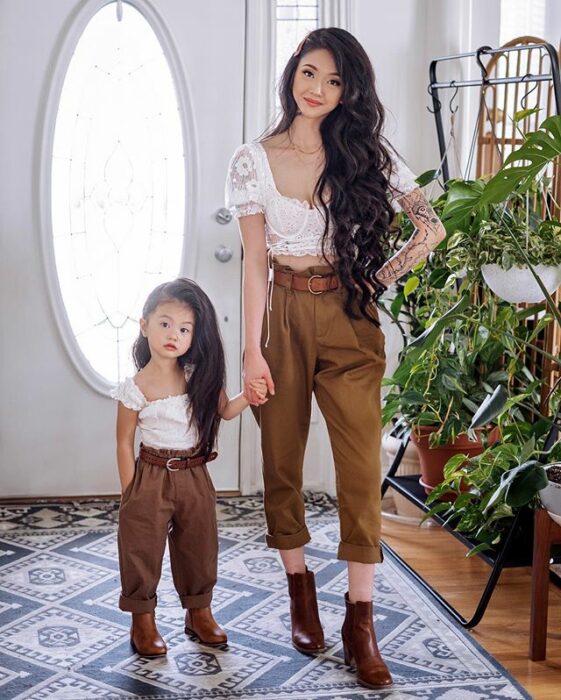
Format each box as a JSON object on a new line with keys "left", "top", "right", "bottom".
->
{"left": 132, "top": 279, "right": 225, "bottom": 455}
{"left": 264, "top": 27, "right": 401, "bottom": 323}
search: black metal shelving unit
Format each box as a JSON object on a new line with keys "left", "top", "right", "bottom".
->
{"left": 381, "top": 428, "right": 536, "bottom": 628}
{"left": 381, "top": 40, "right": 561, "bottom": 629}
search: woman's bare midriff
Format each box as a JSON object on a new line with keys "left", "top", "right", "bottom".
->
{"left": 275, "top": 253, "right": 336, "bottom": 272}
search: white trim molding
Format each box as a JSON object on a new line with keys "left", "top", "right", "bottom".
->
{"left": 244, "top": 0, "right": 276, "bottom": 142}
{"left": 320, "top": 0, "right": 353, "bottom": 31}
{"left": 37, "top": 0, "right": 198, "bottom": 396}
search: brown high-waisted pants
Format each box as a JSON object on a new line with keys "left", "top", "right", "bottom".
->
{"left": 117, "top": 447, "right": 218, "bottom": 613}
{"left": 252, "top": 262, "right": 386, "bottom": 565}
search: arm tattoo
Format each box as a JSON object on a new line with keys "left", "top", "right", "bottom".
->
{"left": 376, "top": 188, "right": 446, "bottom": 286}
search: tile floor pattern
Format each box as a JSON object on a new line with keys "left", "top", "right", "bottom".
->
{"left": 0, "top": 495, "right": 531, "bottom": 699}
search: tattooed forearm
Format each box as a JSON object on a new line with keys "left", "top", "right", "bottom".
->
{"left": 376, "top": 188, "right": 446, "bottom": 286}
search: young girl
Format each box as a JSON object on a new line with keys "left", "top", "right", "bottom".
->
{"left": 112, "top": 278, "right": 266, "bottom": 657}
{"left": 226, "top": 28, "right": 445, "bottom": 689}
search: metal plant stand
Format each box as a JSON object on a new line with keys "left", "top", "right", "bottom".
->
{"left": 381, "top": 39, "right": 561, "bottom": 629}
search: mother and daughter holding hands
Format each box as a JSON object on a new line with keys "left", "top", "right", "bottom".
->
{"left": 112, "top": 28, "right": 445, "bottom": 690}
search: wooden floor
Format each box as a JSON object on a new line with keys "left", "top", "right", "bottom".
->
{"left": 381, "top": 507, "right": 561, "bottom": 700}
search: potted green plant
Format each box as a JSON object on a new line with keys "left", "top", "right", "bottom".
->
{"left": 539, "top": 464, "right": 561, "bottom": 526}
{"left": 443, "top": 115, "right": 561, "bottom": 303}
{"left": 383, "top": 282, "right": 506, "bottom": 496}
{"left": 446, "top": 201, "right": 561, "bottom": 303}
{"left": 422, "top": 436, "right": 550, "bottom": 556}
{"left": 385, "top": 116, "right": 561, "bottom": 518}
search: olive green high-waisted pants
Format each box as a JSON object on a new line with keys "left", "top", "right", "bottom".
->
{"left": 252, "top": 261, "right": 387, "bottom": 564}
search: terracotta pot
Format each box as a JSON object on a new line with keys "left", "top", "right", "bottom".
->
{"left": 410, "top": 425, "right": 497, "bottom": 501}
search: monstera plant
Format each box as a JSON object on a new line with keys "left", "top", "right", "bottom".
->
{"left": 443, "top": 115, "right": 561, "bottom": 304}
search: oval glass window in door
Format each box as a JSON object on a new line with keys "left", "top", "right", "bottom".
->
{"left": 51, "top": 3, "right": 185, "bottom": 386}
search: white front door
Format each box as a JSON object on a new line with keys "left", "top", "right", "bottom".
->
{"left": 0, "top": 0, "right": 246, "bottom": 498}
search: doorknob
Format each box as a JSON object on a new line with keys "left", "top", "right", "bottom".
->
{"left": 215, "top": 207, "right": 233, "bottom": 224}
{"left": 215, "top": 245, "right": 233, "bottom": 263}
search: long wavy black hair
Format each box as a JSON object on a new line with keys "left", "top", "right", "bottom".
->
{"left": 132, "top": 278, "right": 225, "bottom": 455}
{"left": 265, "top": 27, "right": 402, "bottom": 323}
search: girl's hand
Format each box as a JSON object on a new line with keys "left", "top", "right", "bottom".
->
{"left": 248, "top": 378, "right": 268, "bottom": 403}
{"left": 244, "top": 349, "right": 275, "bottom": 405}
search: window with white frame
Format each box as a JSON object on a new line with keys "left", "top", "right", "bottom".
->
{"left": 51, "top": 3, "right": 185, "bottom": 385}
{"left": 276, "top": 0, "right": 319, "bottom": 89}
{"left": 500, "top": 0, "right": 546, "bottom": 45}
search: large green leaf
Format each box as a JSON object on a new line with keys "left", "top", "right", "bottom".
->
{"left": 415, "top": 169, "right": 440, "bottom": 187}
{"left": 440, "top": 180, "right": 485, "bottom": 234}
{"left": 480, "top": 115, "right": 561, "bottom": 205}
{"left": 485, "top": 459, "right": 543, "bottom": 512}
{"left": 469, "top": 385, "right": 509, "bottom": 429}
{"left": 504, "top": 463, "right": 548, "bottom": 506}
{"left": 407, "top": 294, "right": 470, "bottom": 351}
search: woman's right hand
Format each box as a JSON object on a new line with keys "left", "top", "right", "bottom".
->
{"left": 243, "top": 348, "right": 275, "bottom": 405}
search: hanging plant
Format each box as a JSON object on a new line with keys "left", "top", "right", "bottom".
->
{"left": 447, "top": 216, "right": 561, "bottom": 302}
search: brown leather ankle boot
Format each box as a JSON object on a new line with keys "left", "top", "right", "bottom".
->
{"left": 286, "top": 568, "right": 325, "bottom": 654}
{"left": 341, "top": 593, "right": 393, "bottom": 688}
{"left": 185, "top": 607, "right": 228, "bottom": 646}
{"left": 130, "top": 612, "right": 167, "bottom": 657}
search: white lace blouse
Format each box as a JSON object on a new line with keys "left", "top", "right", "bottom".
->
{"left": 111, "top": 376, "right": 198, "bottom": 450}
{"left": 225, "top": 141, "right": 418, "bottom": 257}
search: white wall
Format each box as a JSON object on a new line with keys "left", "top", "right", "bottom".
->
{"left": 0, "top": 0, "right": 113, "bottom": 498}
{"left": 350, "top": 0, "right": 501, "bottom": 179}
{"left": 351, "top": 0, "right": 431, "bottom": 172}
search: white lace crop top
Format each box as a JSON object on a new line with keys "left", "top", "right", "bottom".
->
{"left": 225, "top": 141, "right": 419, "bottom": 257}
{"left": 112, "top": 376, "right": 198, "bottom": 450}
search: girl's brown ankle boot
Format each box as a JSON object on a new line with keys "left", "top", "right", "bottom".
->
{"left": 286, "top": 568, "right": 326, "bottom": 654}
{"left": 341, "top": 593, "right": 393, "bottom": 689}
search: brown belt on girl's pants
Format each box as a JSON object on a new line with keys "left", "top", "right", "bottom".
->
{"left": 139, "top": 443, "right": 218, "bottom": 471}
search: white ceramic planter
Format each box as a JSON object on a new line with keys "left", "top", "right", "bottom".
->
{"left": 481, "top": 264, "right": 561, "bottom": 303}
{"left": 539, "top": 478, "right": 561, "bottom": 527}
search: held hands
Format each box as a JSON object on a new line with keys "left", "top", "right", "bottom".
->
{"left": 243, "top": 349, "right": 275, "bottom": 406}
{"left": 245, "top": 378, "right": 269, "bottom": 405}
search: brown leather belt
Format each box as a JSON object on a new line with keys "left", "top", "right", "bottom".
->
{"left": 274, "top": 270, "right": 340, "bottom": 294}
{"left": 139, "top": 444, "right": 218, "bottom": 472}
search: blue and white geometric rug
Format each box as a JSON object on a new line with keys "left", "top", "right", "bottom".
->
{"left": 0, "top": 495, "right": 531, "bottom": 699}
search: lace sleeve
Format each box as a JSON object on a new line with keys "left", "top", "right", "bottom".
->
{"left": 110, "top": 377, "right": 146, "bottom": 411}
{"left": 386, "top": 149, "right": 419, "bottom": 208}
{"left": 225, "top": 144, "right": 265, "bottom": 219}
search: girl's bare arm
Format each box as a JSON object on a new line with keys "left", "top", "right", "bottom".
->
{"left": 375, "top": 188, "right": 446, "bottom": 287}
{"left": 116, "top": 402, "right": 138, "bottom": 492}
{"left": 219, "top": 380, "right": 268, "bottom": 420}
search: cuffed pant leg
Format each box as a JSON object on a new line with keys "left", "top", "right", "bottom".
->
{"left": 117, "top": 461, "right": 173, "bottom": 612}
{"left": 168, "top": 465, "right": 218, "bottom": 609}
{"left": 257, "top": 282, "right": 316, "bottom": 550}
{"left": 314, "top": 293, "right": 386, "bottom": 564}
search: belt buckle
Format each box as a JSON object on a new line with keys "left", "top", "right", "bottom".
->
{"left": 307, "top": 274, "right": 324, "bottom": 295}
{"left": 166, "top": 457, "right": 182, "bottom": 472}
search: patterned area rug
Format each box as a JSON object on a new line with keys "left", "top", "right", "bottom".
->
{"left": 0, "top": 495, "right": 530, "bottom": 699}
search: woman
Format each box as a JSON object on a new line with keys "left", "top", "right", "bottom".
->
{"left": 226, "top": 28, "right": 445, "bottom": 689}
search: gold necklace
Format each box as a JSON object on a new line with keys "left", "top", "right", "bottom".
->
{"left": 290, "top": 142, "right": 323, "bottom": 155}
{"left": 287, "top": 130, "right": 323, "bottom": 155}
